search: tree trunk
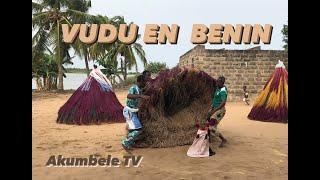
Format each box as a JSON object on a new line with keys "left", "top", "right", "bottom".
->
{"left": 46, "top": 77, "right": 52, "bottom": 90}
{"left": 57, "top": 64, "right": 64, "bottom": 90}
{"left": 123, "top": 59, "right": 127, "bottom": 80}
{"left": 115, "top": 74, "right": 124, "bottom": 83}
{"left": 53, "top": 77, "right": 58, "bottom": 89}
{"left": 85, "top": 52, "right": 90, "bottom": 77}
{"left": 43, "top": 75, "right": 47, "bottom": 90}
{"left": 44, "top": 77, "right": 50, "bottom": 91}
{"left": 36, "top": 77, "right": 43, "bottom": 91}
{"left": 120, "top": 58, "right": 124, "bottom": 79}
{"left": 111, "top": 75, "right": 115, "bottom": 85}
{"left": 57, "top": 21, "right": 64, "bottom": 91}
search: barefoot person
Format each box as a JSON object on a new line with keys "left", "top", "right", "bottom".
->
{"left": 207, "top": 76, "right": 228, "bottom": 147}
{"left": 243, "top": 85, "right": 250, "bottom": 105}
{"left": 121, "top": 75, "right": 150, "bottom": 150}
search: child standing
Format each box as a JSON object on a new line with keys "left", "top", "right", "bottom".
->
{"left": 121, "top": 75, "right": 150, "bottom": 150}
{"left": 243, "top": 86, "right": 250, "bottom": 105}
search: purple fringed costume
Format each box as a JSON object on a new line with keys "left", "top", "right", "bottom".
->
{"left": 57, "top": 68, "right": 124, "bottom": 125}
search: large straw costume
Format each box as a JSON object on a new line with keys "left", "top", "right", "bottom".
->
{"left": 135, "top": 67, "right": 216, "bottom": 148}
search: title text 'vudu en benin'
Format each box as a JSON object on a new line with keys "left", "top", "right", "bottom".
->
{"left": 62, "top": 24, "right": 273, "bottom": 45}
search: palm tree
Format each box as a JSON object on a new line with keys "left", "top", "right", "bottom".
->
{"left": 32, "top": 0, "right": 94, "bottom": 90}
{"left": 106, "top": 16, "right": 147, "bottom": 80}
{"left": 32, "top": 46, "right": 74, "bottom": 90}
{"left": 282, "top": 22, "right": 288, "bottom": 51}
{"left": 96, "top": 54, "right": 123, "bottom": 85}
{"left": 72, "top": 15, "right": 110, "bottom": 77}
{"left": 117, "top": 39, "right": 147, "bottom": 80}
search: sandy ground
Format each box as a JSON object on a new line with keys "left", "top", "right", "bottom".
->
{"left": 32, "top": 90, "right": 288, "bottom": 180}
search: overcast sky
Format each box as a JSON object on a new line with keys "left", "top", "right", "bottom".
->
{"left": 66, "top": 0, "right": 288, "bottom": 71}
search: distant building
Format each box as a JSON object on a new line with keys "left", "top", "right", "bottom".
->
{"left": 179, "top": 45, "right": 288, "bottom": 101}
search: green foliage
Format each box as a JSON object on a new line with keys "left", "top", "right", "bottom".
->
{"left": 32, "top": 52, "right": 59, "bottom": 90}
{"left": 32, "top": 0, "right": 94, "bottom": 90}
{"left": 65, "top": 68, "right": 88, "bottom": 74}
{"left": 123, "top": 75, "right": 138, "bottom": 86}
{"left": 32, "top": 1, "right": 147, "bottom": 89}
{"left": 103, "top": 16, "right": 147, "bottom": 80}
{"left": 97, "top": 54, "right": 119, "bottom": 76}
{"left": 282, "top": 22, "right": 288, "bottom": 51}
{"left": 145, "top": 61, "right": 168, "bottom": 74}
